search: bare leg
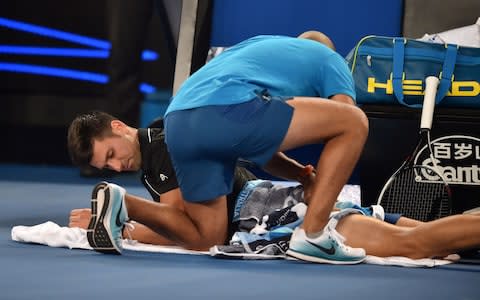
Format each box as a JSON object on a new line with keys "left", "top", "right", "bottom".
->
{"left": 124, "top": 193, "right": 228, "bottom": 250}
{"left": 395, "top": 216, "right": 423, "bottom": 227}
{"left": 69, "top": 206, "right": 176, "bottom": 246}
{"left": 336, "top": 214, "right": 480, "bottom": 258}
{"left": 124, "top": 221, "right": 176, "bottom": 245}
{"left": 280, "top": 98, "right": 368, "bottom": 235}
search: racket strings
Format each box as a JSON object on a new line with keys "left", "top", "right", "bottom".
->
{"left": 381, "top": 167, "right": 450, "bottom": 221}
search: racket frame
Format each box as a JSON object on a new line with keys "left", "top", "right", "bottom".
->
{"left": 376, "top": 76, "right": 452, "bottom": 220}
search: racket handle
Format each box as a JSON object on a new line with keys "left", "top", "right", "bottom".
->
{"left": 420, "top": 76, "right": 440, "bottom": 130}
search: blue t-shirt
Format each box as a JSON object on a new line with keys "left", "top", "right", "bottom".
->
{"left": 165, "top": 35, "right": 355, "bottom": 115}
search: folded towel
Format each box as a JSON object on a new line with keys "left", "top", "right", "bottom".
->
{"left": 11, "top": 221, "right": 455, "bottom": 267}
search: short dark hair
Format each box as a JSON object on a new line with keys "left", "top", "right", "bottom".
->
{"left": 67, "top": 111, "right": 116, "bottom": 168}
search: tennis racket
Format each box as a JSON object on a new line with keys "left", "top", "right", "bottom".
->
{"left": 377, "top": 76, "right": 452, "bottom": 222}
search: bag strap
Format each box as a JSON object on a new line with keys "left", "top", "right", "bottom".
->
{"left": 392, "top": 38, "right": 458, "bottom": 108}
{"left": 392, "top": 38, "right": 416, "bottom": 107}
{"left": 436, "top": 44, "right": 458, "bottom": 103}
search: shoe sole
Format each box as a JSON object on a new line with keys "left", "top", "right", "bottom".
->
{"left": 87, "top": 182, "right": 122, "bottom": 255}
{"left": 209, "top": 245, "right": 285, "bottom": 260}
{"left": 285, "top": 249, "right": 365, "bottom": 265}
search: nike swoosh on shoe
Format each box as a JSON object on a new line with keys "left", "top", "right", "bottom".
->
{"left": 115, "top": 199, "right": 124, "bottom": 227}
{"left": 306, "top": 240, "right": 336, "bottom": 255}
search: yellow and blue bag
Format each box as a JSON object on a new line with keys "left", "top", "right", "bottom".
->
{"left": 347, "top": 36, "right": 480, "bottom": 108}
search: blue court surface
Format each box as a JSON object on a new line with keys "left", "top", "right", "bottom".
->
{"left": 0, "top": 164, "right": 479, "bottom": 300}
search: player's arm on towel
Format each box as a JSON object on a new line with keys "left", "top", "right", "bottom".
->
{"left": 262, "top": 152, "right": 316, "bottom": 202}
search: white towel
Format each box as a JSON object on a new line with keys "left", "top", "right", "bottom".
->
{"left": 11, "top": 221, "right": 206, "bottom": 255}
{"left": 11, "top": 221, "right": 91, "bottom": 249}
{"left": 11, "top": 221, "right": 455, "bottom": 267}
{"left": 418, "top": 17, "right": 480, "bottom": 48}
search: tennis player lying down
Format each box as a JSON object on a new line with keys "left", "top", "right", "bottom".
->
{"left": 69, "top": 178, "right": 480, "bottom": 260}
{"left": 67, "top": 109, "right": 480, "bottom": 262}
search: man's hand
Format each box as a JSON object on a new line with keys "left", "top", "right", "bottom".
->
{"left": 69, "top": 208, "right": 91, "bottom": 229}
{"left": 298, "top": 165, "right": 316, "bottom": 203}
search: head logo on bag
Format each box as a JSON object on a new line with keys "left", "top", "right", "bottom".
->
{"left": 348, "top": 35, "right": 480, "bottom": 108}
{"left": 414, "top": 135, "right": 480, "bottom": 185}
{"left": 367, "top": 78, "right": 480, "bottom": 97}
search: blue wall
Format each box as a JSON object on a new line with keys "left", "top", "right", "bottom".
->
{"left": 211, "top": 0, "right": 403, "bottom": 56}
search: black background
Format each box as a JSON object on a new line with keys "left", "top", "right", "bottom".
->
{"left": 0, "top": 1, "right": 175, "bottom": 165}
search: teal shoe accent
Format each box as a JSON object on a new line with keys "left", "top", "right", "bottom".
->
{"left": 286, "top": 226, "right": 365, "bottom": 264}
{"left": 87, "top": 182, "right": 128, "bottom": 255}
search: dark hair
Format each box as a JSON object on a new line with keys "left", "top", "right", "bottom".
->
{"left": 67, "top": 111, "right": 116, "bottom": 168}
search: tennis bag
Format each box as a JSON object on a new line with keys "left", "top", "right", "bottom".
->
{"left": 346, "top": 35, "right": 480, "bottom": 108}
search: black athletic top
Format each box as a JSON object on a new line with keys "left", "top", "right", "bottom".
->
{"left": 138, "top": 128, "right": 179, "bottom": 199}
{"left": 137, "top": 127, "right": 257, "bottom": 240}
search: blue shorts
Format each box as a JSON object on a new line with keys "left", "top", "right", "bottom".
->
{"left": 164, "top": 91, "right": 294, "bottom": 202}
{"left": 384, "top": 213, "right": 402, "bottom": 224}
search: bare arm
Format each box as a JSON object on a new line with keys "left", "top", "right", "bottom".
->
{"left": 262, "top": 152, "right": 300, "bottom": 180}
{"left": 262, "top": 152, "right": 316, "bottom": 202}
{"left": 263, "top": 152, "right": 308, "bottom": 181}
{"left": 330, "top": 94, "right": 356, "bottom": 106}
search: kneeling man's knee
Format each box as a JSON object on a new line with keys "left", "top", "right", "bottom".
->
{"left": 348, "top": 106, "right": 369, "bottom": 139}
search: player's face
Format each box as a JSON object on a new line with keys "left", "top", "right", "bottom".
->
{"left": 89, "top": 124, "right": 141, "bottom": 172}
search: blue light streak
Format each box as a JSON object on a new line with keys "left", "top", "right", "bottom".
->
{"left": 0, "top": 17, "right": 159, "bottom": 93}
{"left": 0, "top": 62, "right": 156, "bottom": 94}
{"left": 0, "top": 45, "right": 158, "bottom": 60}
{"left": 0, "top": 17, "right": 109, "bottom": 49}
{"left": 0, "top": 17, "right": 158, "bottom": 60}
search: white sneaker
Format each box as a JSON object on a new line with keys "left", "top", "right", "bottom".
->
{"left": 87, "top": 182, "right": 128, "bottom": 255}
{"left": 286, "top": 226, "right": 366, "bottom": 264}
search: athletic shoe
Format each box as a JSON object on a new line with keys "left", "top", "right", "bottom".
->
{"left": 286, "top": 226, "right": 366, "bottom": 264}
{"left": 87, "top": 181, "right": 128, "bottom": 255}
{"left": 210, "top": 242, "right": 287, "bottom": 260}
{"left": 210, "top": 229, "right": 292, "bottom": 260}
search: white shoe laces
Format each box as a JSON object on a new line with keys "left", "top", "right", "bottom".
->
{"left": 123, "top": 221, "right": 137, "bottom": 245}
{"left": 326, "top": 226, "right": 346, "bottom": 245}
{"left": 325, "top": 218, "right": 351, "bottom": 251}
{"left": 323, "top": 212, "right": 366, "bottom": 257}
